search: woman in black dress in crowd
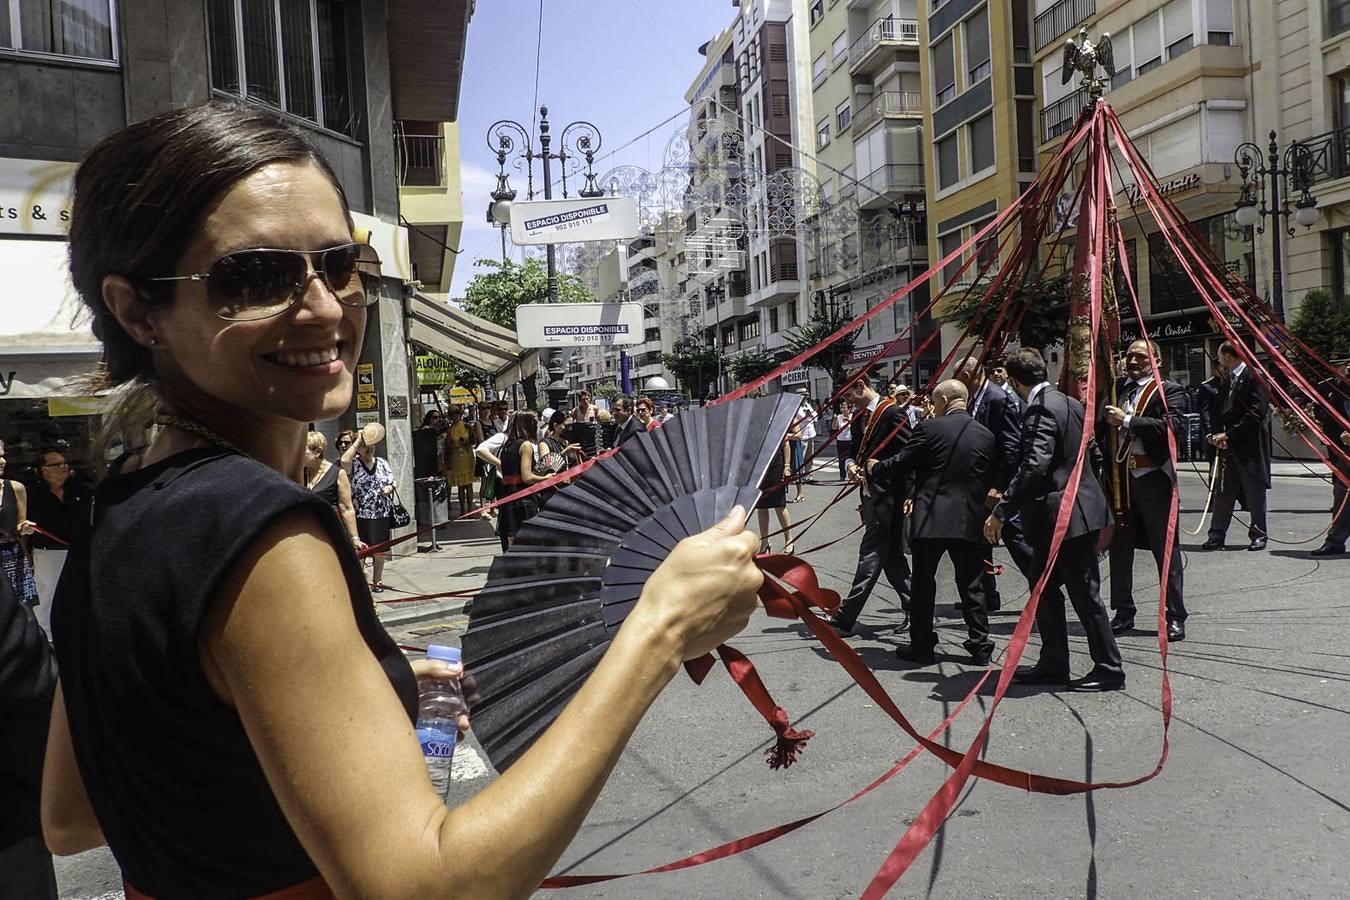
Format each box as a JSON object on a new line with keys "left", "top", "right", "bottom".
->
{"left": 756, "top": 436, "right": 794, "bottom": 555}
{"left": 304, "top": 431, "right": 364, "bottom": 551}
{"left": 495, "top": 411, "right": 550, "bottom": 550}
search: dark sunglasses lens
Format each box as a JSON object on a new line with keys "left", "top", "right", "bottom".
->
{"left": 210, "top": 250, "right": 307, "bottom": 320}
{"left": 321, "top": 244, "right": 370, "bottom": 305}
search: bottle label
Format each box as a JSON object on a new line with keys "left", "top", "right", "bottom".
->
{"left": 417, "top": 727, "right": 457, "bottom": 759}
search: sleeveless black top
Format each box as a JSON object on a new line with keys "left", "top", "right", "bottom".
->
{"left": 52, "top": 450, "right": 417, "bottom": 898}
{"left": 0, "top": 480, "right": 19, "bottom": 543}
{"left": 309, "top": 460, "right": 341, "bottom": 509}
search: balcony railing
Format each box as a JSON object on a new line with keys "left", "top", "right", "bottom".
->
{"left": 848, "top": 16, "right": 919, "bottom": 70}
{"left": 851, "top": 90, "right": 923, "bottom": 136}
{"left": 1295, "top": 125, "right": 1350, "bottom": 186}
{"left": 1034, "top": 0, "right": 1095, "bottom": 52}
{"left": 857, "top": 164, "right": 924, "bottom": 203}
{"left": 397, "top": 133, "right": 446, "bottom": 186}
{"left": 1040, "top": 90, "right": 1088, "bottom": 143}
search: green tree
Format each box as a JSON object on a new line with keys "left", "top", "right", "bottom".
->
{"left": 784, "top": 311, "right": 860, "bottom": 395}
{"left": 726, "top": 349, "right": 784, "bottom": 386}
{"left": 592, "top": 380, "right": 621, "bottom": 401}
{"left": 1289, "top": 288, "right": 1350, "bottom": 365}
{"left": 941, "top": 270, "right": 1072, "bottom": 353}
{"left": 661, "top": 338, "right": 721, "bottom": 398}
{"left": 461, "top": 257, "right": 593, "bottom": 330}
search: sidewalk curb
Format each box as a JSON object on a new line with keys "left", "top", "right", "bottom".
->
{"left": 378, "top": 597, "right": 472, "bottom": 628}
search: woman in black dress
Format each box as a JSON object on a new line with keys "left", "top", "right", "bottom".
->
{"left": 755, "top": 436, "right": 794, "bottom": 555}
{"left": 495, "top": 411, "right": 549, "bottom": 550}
{"left": 303, "top": 431, "right": 363, "bottom": 551}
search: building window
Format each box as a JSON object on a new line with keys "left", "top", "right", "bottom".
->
{"left": 0, "top": 0, "right": 116, "bottom": 61}
{"left": 812, "top": 51, "right": 828, "bottom": 87}
{"left": 832, "top": 30, "right": 847, "bottom": 67}
{"left": 1331, "top": 230, "right": 1350, "bottom": 298}
{"left": 740, "top": 317, "right": 760, "bottom": 342}
{"left": 1148, "top": 212, "right": 1253, "bottom": 314}
{"left": 940, "top": 230, "right": 963, "bottom": 284}
{"left": 932, "top": 34, "right": 956, "bottom": 105}
{"left": 937, "top": 132, "right": 960, "bottom": 189}
{"left": 1016, "top": 100, "right": 1036, "bottom": 172}
{"left": 816, "top": 115, "right": 831, "bottom": 149}
{"left": 964, "top": 6, "right": 991, "bottom": 85}
{"left": 1331, "top": 0, "right": 1350, "bottom": 37}
{"left": 207, "top": 0, "right": 356, "bottom": 136}
{"left": 836, "top": 99, "right": 851, "bottom": 132}
{"left": 769, "top": 307, "right": 780, "bottom": 332}
{"left": 809, "top": 0, "right": 824, "bottom": 25}
{"left": 969, "top": 112, "right": 995, "bottom": 174}
{"left": 1206, "top": 0, "right": 1235, "bottom": 44}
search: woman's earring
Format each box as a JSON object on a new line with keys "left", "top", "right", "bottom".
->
{"left": 148, "top": 337, "right": 160, "bottom": 346}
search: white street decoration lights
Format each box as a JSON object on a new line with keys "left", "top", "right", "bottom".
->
{"left": 1233, "top": 131, "right": 1319, "bottom": 321}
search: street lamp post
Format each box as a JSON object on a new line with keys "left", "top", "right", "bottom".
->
{"left": 705, "top": 280, "right": 726, "bottom": 397}
{"left": 1233, "top": 130, "right": 1320, "bottom": 321}
{"left": 487, "top": 107, "right": 604, "bottom": 408}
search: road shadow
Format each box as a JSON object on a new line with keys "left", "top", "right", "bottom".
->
{"left": 1268, "top": 550, "right": 1334, "bottom": 561}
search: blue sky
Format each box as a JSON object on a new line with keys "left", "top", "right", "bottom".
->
{"left": 450, "top": 0, "right": 739, "bottom": 298}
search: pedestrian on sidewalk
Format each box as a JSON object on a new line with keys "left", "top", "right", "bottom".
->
{"left": 304, "top": 431, "right": 363, "bottom": 553}
{"left": 22, "top": 445, "right": 91, "bottom": 641}
{"left": 833, "top": 401, "right": 854, "bottom": 482}
{"left": 497, "top": 412, "right": 550, "bottom": 551}
{"left": 40, "top": 102, "right": 764, "bottom": 899}
{"left": 443, "top": 406, "right": 477, "bottom": 517}
{"left": 755, "top": 436, "right": 794, "bottom": 555}
{"left": 350, "top": 424, "right": 396, "bottom": 592}
{"left": 0, "top": 442, "right": 38, "bottom": 615}
{"left": 789, "top": 388, "right": 817, "bottom": 502}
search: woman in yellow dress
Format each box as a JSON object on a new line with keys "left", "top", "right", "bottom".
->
{"left": 442, "top": 405, "right": 477, "bottom": 516}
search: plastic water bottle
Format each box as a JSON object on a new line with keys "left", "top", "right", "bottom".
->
{"left": 416, "top": 645, "right": 467, "bottom": 796}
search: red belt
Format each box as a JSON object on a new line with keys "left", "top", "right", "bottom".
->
{"left": 124, "top": 876, "right": 334, "bottom": 899}
{"left": 1131, "top": 453, "right": 1156, "bottom": 469}
{"left": 500, "top": 475, "right": 523, "bottom": 486}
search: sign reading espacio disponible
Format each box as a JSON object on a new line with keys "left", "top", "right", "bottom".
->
{"left": 0, "top": 157, "right": 74, "bottom": 236}
{"left": 515, "top": 302, "right": 645, "bottom": 348}
{"left": 509, "top": 196, "right": 640, "bottom": 245}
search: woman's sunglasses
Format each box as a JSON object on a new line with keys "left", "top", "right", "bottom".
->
{"left": 144, "top": 243, "right": 376, "bottom": 322}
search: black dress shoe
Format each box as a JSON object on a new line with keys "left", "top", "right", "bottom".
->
{"left": 1012, "top": 666, "right": 1070, "bottom": 686}
{"left": 1070, "top": 667, "right": 1126, "bottom": 691}
{"left": 968, "top": 646, "right": 993, "bottom": 666}
{"left": 823, "top": 617, "right": 855, "bottom": 637}
{"left": 894, "top": 643, "right": 937, "bottom": 665}
{"left": 1110, "top": 614, "right": 1135, "bottom": 635}
{"left": 1201, "top": 538, "right": 1224, "bottom": 550}
{"left": 1311, "top": 543, "right": 1346, "bottom": 557}
{"left": 1167, "top": 621, "right": 1186, "bottom": 642}
{"left": 1247, "top": 537, "right": 1268, "bottom": 551}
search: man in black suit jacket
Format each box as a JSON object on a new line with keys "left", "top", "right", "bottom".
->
{"left": 1194, "top": 370, "right": 1222, "bottom": 464}
{"left": 986, "top": 348, "right": 1125, "bottom": 691}
{"left": 1312, "top": 361, "right": 1350, "bottom": 556}
{"left": 826, "top": 374, "right": 913, "bottom": 635}
{"left": 0, "top": 569, "right": 58, "bottom": 897}
{"left": 870, "top": 380, "right": 996, "bottom": 665}
{"left": 1205, "top": 341, "right": 1272, "bottom": 551}
{"left": 957, "top": 354, "right": 1061, "bottom": 614}
{"left": 611, "top": 397, "right": 643, "bottom": 448}
{"left": 1099, "top": 339, "right": 1189, "bottom": 641}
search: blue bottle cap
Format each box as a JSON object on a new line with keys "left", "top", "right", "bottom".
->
{"left": 427, "top": 644, "right": 461, "bottom": 664}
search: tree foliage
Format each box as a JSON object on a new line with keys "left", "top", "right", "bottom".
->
{"left": 593, "top": 380, "right": 621, "bottom": 401}
{"left": 661, "top": 337, "right": 721, "bottom": 397}
{"left": 941, "top": 270, "right": 1072, "bottom": 353}
{"left": 1289, "top": 289, "right": 1350, "bottom": 365}
{"left": 461, "top": 257, "right": 593, "bottom": 331}
{"left": 784, "top": 311, "right": 860, "bottom": 394}
{"left": 726, "top": 349, "right": 784, "bottom": 386}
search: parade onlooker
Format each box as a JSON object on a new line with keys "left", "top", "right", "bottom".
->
{"left": 335, "top": 429, "right": 356, "bottom": 457}
{"left": 1205, "top": 341, "right": 1272, "bottom": 551}
{"left": 1099, "top": 339, "right": 1189, "bottom": 641}
{"left": 40, "top": 103, "right": 764, "bottom": 898}
{"left": 755, "top": 436, "right": 794, "bottom": 555}
{"left": 870, "top": 380, "right": 996, "bottom": 665}
{"left": 572, "top": 390, "right": 598, "bottom": 424}
{"left": 987, "top": 348, "right": 1124, "bottom": 690}
{"left": 497, "top": 412, "right": 548, "bottom": 550}
{"left": 350, "top": 423, "right": 396, "bottom": 592}
{"left": 612, "top": 397, "right": 642, "bottom": 447}
{"left": 303, "top": 432, "right": 363, "bottom": 552}
{"left": 1, "top": 571, "right": 57, "bottom": 898}
{"left": 443, "top": 405, "right": 477, "bottom": 517}
{"left": 0, "top": 441, "right": 38, "bottom": 612}
{"left": 789, "top": 389, "right": 818, "bottom": 502}
{"left": 24, "top": 447, "right": 91, "bottom": 640}
{"left": 833, "top": 402, "right": 854, "bottom": 482}
{"left": 635, "top": 397, "right": 659, "bottom": 431}
{"left": 412, "top": 409, "right": 444, "bottom": 480}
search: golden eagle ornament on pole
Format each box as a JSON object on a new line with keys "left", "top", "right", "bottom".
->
{"left": 1061, "top": 27, "right": 1116, "bottom": 101}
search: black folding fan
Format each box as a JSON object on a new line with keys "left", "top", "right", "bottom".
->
{"left": 461, "top": 393, "right": 802, "bottom": 771}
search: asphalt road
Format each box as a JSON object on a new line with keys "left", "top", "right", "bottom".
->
{"left": 54, "top": 468, "right": 1350, "bottom": 898}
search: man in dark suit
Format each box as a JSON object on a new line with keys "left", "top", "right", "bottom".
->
{"left": 0, "top": 568, "right": 58, "bottom": 897}
{"left": 985, "top": 348, "right": 1125, "bottom": 691}
{"left": 1099, "top": 339, "right": 1189, "bottom": 641}
{"left": 957, "top": 354, "right": 1055, "bottom": 614}
{"left": 1194, "top": 369, "right": 1223, "bottom": 464}
{"left": 611, "top": 396, "right": 643, "bottom": 448}
{"left": 1205, "top": 341, "right": 1272, "bottom": 551}
{"left": 1312, "top": 361, "right": 1350, "bottom": 556}
{"left": 826, "top": 373, "right": 913, "bottom": 635}
{"left": 870, "top": 380, "right": 996, "bottom": 665}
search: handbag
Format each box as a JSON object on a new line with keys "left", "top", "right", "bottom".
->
{"left": 389, "top": 486, "right": 412, "bottom": 528}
